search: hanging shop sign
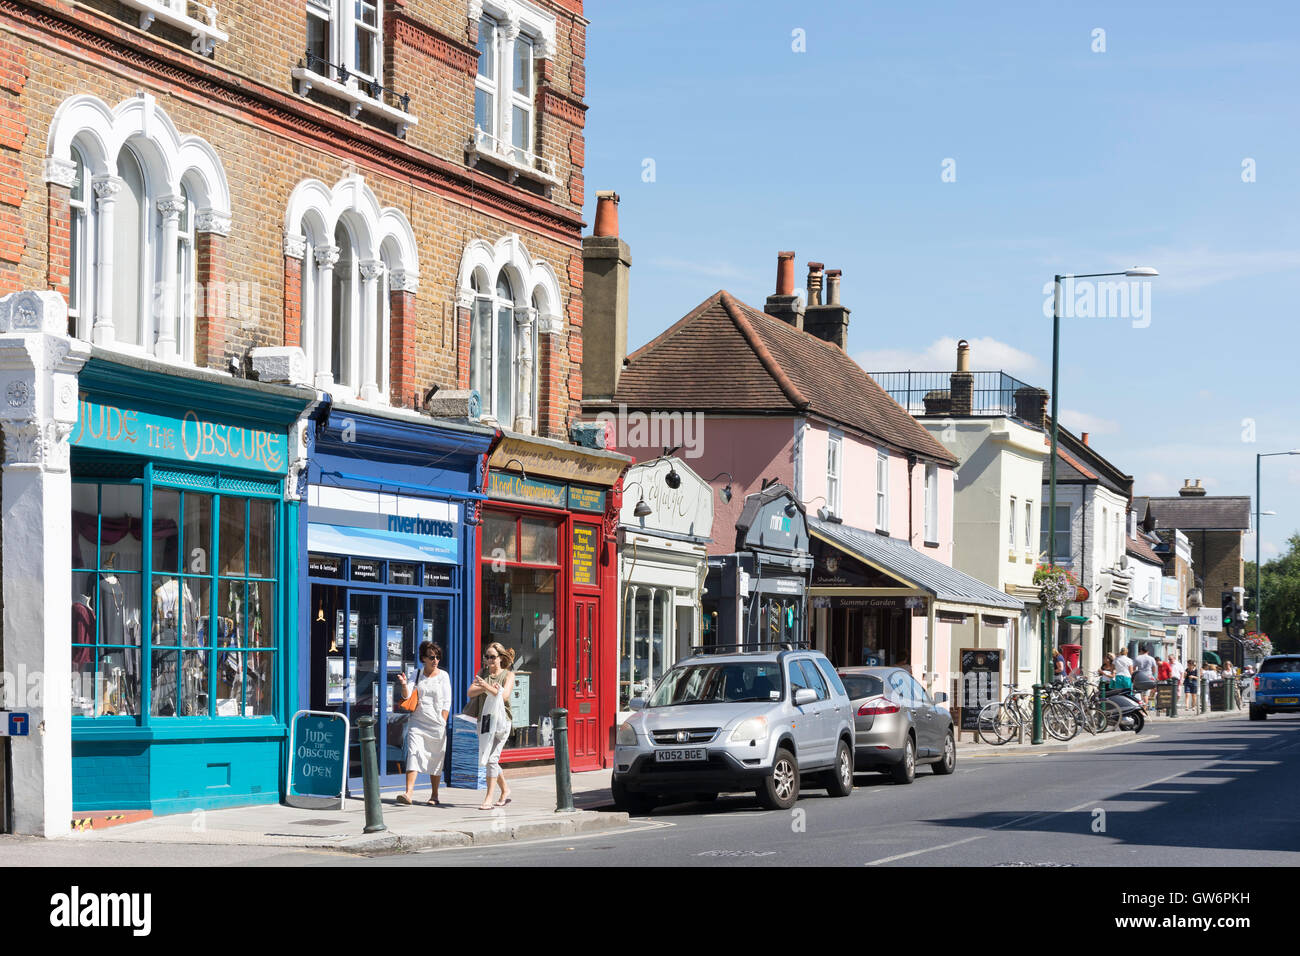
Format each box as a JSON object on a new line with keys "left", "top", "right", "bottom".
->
{"left": 489, "top": 435, "right": 628, "bottom": 486}
{"left": 489, "top": 472, "right": 568, "bottom": 508}
{"left": 72, "top": 394, "right": 289, "bottom": 474}
{"left": 572, "top": 525, "right": 598, "bottom": 586}
{"left": 286, "top": 710, "right": 349, "bottom": 809}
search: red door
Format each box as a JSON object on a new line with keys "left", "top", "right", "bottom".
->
{"left": 569, "top": 596, "right": 602, "bottom": 770}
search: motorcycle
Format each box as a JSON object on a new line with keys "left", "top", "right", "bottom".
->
{"left": 1104, "top": 684, "right": 1147, "bottom": 733}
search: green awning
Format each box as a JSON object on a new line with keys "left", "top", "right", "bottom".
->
{"left": 1202, "top": 651, "right": 1221, "bottom": 664}
{"left": 1061, "top": 615, "right": 1090, "bottom": 624}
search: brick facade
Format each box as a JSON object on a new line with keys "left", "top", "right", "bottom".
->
{"left": 3, "top": 0, "right": 587, "bottom": 435}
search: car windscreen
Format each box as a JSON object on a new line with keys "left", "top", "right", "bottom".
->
{"left": 647, "top": 662, "right": 784, "bottom": 706}
{"left": 839, "top": 674, "right": 885, "bottom": 700}
{"left": 1259, "top": 658, "right": 1300, "bottom": 674}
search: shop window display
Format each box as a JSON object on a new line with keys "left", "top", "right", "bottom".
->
{"left": 72, "top": 478, "right": 279, "bottom": 720}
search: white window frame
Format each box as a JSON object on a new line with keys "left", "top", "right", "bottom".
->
{"left": 826, "top": 432, "right": 842, "bottom": 518}
{"left": 1009, "top": 496, "right": 1018, "bottom": 551}
{"left": 470, "top": 270, "right": 519, "bottom": 425}
{"left": 68, "top": 145, "right": 91, "bottom": 329}
{"left": 1024, "top": 499, "right": 1033, "bottom": 558}
{"left": 1041, "top": 503, "right": 1072, "bottom": 563}
{"left": 876, "top": 450, "right": 889, "bottom": 532}
{"left": 924, "top": 464, "right": 938, "bottom": 542}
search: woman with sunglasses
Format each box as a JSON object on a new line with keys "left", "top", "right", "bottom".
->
{"left": 396, "top": 641, "right": 451, "bottom": 806}
{"left": 468, "top": 642, "right": 515, "bottom": 810}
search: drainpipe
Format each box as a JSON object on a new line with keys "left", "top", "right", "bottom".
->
{"left": 907, "top": 454, "right": 917, "bottom": 547}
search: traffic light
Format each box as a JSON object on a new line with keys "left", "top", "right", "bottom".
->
{"left": 1221, "top": 591, "right": 1235, "bottom": 628}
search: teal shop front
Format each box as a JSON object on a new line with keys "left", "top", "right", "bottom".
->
{"left": 69, "top": 356, "right": 314, "bottom": 816}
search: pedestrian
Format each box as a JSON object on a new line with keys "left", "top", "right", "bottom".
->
{"left": 468, "top": 642, "right": 515, "bottom": 811}
{"left": 1053, "top": 646, "right": 1067, "bottom": 683}
{"left": 1170, "top": 654, "right": 1186, "bottom": 703}
{"left": 395, "top": 641, "right": 452, "bottom": 806}
{"left": 1157, "top": 656, "right": 1171, "bottom": 683}
{"left": 1133, "top": 644, "right": 1158, "bottom": 705}
{"left": 1184, "top": 660, "right": 1199, "bottom": 710}
{"left": 1098, "top": 652, "right": 1117, "bottom": 680}
{"left": 1113, "top": 647, "right": 1135, "bottom": 692}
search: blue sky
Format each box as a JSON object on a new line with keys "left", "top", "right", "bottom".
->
{"left": 582, "top": 0, "right": 1300, "bottom": 563}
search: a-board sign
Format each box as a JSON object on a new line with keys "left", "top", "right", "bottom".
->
{"left": 1156, "top": 682, "right": 1175, "bottom": 713}
{"left": 959, "top": 648, "right": 1002, "bottom": 734}
{"left": 286, "top": 710, "right": 349, "bottom": 809}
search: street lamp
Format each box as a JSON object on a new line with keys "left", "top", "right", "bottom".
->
{"left": 1042, "top": 267, "right": 1158, "bottom": 743}
{"left": 1255, "top": 450, "right": 1300, "bottom": 637}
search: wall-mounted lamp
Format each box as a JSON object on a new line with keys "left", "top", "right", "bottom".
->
{"left": 623, "top": 481, "right": 652, "bottom": 518}
{"left": 707, "top": 472, "right": 735, "bottom": 503}
{"left": 502, "top": 458, "right": 528, "bottom": 482}
{"left": 802, "top": 495, "right": 830, "bottom": 521}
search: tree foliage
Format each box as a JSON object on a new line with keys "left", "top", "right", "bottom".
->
{"left": 1246, "top": 532, "right": 1300, "bottom": 653}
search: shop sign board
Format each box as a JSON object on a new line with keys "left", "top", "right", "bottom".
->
{"left": 73, "top": 394, "right": 289, "bottom": 474}
{"left": 286, "top": 710, "right": 349, "bottom": 808}
{"left": 568, "top": 484, "right": 606, "bottom": 513}
{"left": 489, "top": 435, "right": 628, "bottom": 486}
{"left": 959, "top": 649, "right": 1002, "bottom": 734}
{"left": 488, "top": 472, "right": 567, "bottom": 508}
{"left": 571, "top": 525, "right": 598, "bottom": 586}
{"left": 1198, "top": 609, "right": 1222, "bottom": 633}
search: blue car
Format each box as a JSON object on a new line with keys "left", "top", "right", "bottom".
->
{"left": 1250, "top": 655, "right": 1300, "bottom": 720}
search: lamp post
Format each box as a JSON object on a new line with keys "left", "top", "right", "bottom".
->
{"left": 1255, "top": 450, "right": 1300, "bottom": 638}
{"left": 1040, "top": 267, "right": 1157, "bottom": 745}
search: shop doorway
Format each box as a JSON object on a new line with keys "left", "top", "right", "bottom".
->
{"left": 310, "top": 585, "right": 451, "bottom": 785}
{"left": 569, "top": 596, "right": 602, "bottom": 770}
{"left": 828, "top": 606, "right": 912, "bottom": 669}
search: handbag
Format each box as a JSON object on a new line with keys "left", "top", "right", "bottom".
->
{"left": 397, "top": 673, "right": 420, "bottom": 714}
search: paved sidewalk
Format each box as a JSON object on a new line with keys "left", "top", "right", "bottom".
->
{"left": 955, "top": 706, "right": 1244, "bottom": 758}
{"left": 69, "top": 769, "right": 624, "bottom": 854}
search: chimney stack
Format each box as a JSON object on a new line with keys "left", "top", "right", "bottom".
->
{"left": 803, "top": 263, "right": 851, "bottom": 350}
{"left": 764, "top": 251, "right": 805, "bottom": 329}
{"left": 1179, "top": 479, "right": 1207, "bottom": 497}
{"left": 1013, "top": 386, "right": 1049, "bottom": 428}
{"left": 949, "top": 339, "right": 974, "bottom": 416}
{"left": 582, "top": 191, "right": 632, "bottom": 403}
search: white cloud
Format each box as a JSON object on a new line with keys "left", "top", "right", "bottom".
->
{"left": 646, "top": 256, "right": 760, "bottom": 283}
{"left": 1060, "top": 409, "right": 1121, "bottom": 437}
{"left": 854, "top": 336, "right": 1040, "bottom": 377}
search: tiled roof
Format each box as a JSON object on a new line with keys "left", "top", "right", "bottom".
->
{"left": 1145, "top": 496, "right": 1252, "bottom": 531}
{"left": 607, "top": 291, "right": 957, "bottom": 465}
{"left": 1126, "top": 534, "right": 1163, "bottom": 566}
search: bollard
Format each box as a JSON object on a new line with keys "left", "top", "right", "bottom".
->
{"left": 358, "top": 716, "right": 387, "bottom": 834}
{"left": 550, "top": 708, "right": 574, "bottom": 812}
{"left": 1169, "top": 679, "right": 1178, "bottom": 718}
{"left": 1031, "top": 684, "right": 1044, "bottom": 745}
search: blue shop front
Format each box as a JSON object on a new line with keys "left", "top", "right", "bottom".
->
{"left": 69, "top": 356, "right": 315, "bottom": 815}
{"left": 300, "top": 404, "right": 495, "bottom": 788}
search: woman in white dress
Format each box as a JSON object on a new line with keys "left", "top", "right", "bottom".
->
{"left": 396, "top": 641, "right": 452, "bottom": 806}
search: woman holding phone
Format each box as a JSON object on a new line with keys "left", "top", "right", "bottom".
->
{"left": 396, "top": 641, "right": 451, "bottom": 806}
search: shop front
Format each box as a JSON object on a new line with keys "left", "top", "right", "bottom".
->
{"left": 703, "top": 484, "right": 812, "bottom": 650}
{"left": 69, "top": 356, "right": 314, "bottom": 815}
{"left": 479, "top": 432, "right": 629, "bottom": 771}
{"left": 616, "top": 458, "right": 714, "bottom": 721}
{"left": 805, "top": 517, "right": 1023, "bottom": 700}
{"left": 300, "top": 406, "right": 495, "bottom": 788}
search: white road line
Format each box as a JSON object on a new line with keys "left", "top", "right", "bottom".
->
{"left": 863, "top": 834, "right": 986, "bottom": 866}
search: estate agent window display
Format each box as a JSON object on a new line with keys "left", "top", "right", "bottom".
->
{"left": 71, "top": 473, "right": 280, "bottom": 720}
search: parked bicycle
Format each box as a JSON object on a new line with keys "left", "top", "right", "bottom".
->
{"left": 976, "top": 683, "right": 1079, "bottom": 745}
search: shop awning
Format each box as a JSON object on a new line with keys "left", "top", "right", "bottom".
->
{"left": 307, "top": 523, "right": 458, "bottom": 564}
{"left": 808, "top": 517, "right": 1024, "bottom": 614}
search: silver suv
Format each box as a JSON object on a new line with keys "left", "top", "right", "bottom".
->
{"left": 612, "top": 647, "right": 855, "bottom": 813}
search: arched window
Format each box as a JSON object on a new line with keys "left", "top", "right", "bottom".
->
{"left": 332, "top": 221, "right": 354, "bottom": 388}
{"left": 68, "top": 144, "right": 91, "bottom": 332}
{"left": 113, "top": 145, "right": 146, "bottom": 348}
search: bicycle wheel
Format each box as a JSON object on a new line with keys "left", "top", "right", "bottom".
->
{"left": 976, "top": 701, "right": 1011, "bottom": 745}
{"left": 1097, "top": 698, "right": 1124, "bottom": 732}
{"left": 1044, "top": 701, "right": 1079, "bottom": 741}
{"left": 1082, "top": 701, "right": 1108, "bottom": 734}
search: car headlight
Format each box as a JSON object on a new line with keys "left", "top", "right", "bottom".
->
{"left": 729, "top": 716, "right": 769, "bottom": 743}
{"left": 616, "top": 721, "right": 638, "bottom": 746}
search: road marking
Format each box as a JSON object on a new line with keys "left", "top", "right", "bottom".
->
{"left": 863, "top": 834, "right": 986, "bottom": 866}
{"left": 413, "top": 820, "right": 675, "bottom": 855}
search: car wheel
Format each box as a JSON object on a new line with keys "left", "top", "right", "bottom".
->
{"left": 611, "top": 777, "right": 655, "bottom": 816}
{"left": 757, "top": 747, "right": 800, "bottom": 810}
{"left": 890, "top": 736, "right": 916, "bottom": 785}
{"left": 825, "top": 739, "right": 854, "bottom": 797}
{"left": 931, "top": 728, "right": 956, "bottom": 775}
{"left": 1250, "top": 706, "right": 1267, "bottom": 721}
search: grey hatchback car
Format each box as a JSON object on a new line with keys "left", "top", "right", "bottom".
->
{"left": 837, "top": 666, "right": 956, "bottom": 784}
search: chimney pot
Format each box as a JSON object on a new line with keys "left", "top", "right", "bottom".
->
{"left": 776, "top": 251, "right": 795, "bottom": 296}
{"left": 806, "top": 261, "right": 824, "bottom": 307}
{"left": 825, "top": 268, "right": 842, "bottom": 306}
{"left": 956, "top": 338, "right": 970, "bottom": 372}
{"left": 593, "top": 190, "right": 621, "bottom": 238}
{"left": 1082, "top": 432, "right": 1090, "bottom": 446}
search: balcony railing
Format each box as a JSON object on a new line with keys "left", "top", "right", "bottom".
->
{"left": 466, "top": 127, "right": 560, "bottom": 186}
{"left": 292, "top": 51, "right": 416, "bottom": 137}
{"left": 868, "top": 370, "right": 1040, "bottom": 420}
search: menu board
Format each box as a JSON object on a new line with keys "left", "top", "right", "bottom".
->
{"left": 572, "top": 525, "right": 598, "bottom": 586}
{"left": 959, "top": 648, "right": 1002, "bottom": 733}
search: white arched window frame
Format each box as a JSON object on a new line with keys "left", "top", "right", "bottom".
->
{"left": 44, "top": 93, "right": 232, "bottom": 364}
{"left": 457, "top": 234, "right": 560, "bottom": 434}
{"left": 285, "top": 175, "right": 415, "bottom": 404}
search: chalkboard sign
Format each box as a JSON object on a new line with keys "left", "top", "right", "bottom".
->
{"left": 286, "top": 710, "right": 350, "bottom": 809}
{"left": 959, "top": 648, "right": 1002, "bottom": 734}
{"left": 1155, "top": 682, "right": 1175, "bottom": 714}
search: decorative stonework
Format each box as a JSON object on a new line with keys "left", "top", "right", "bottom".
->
{"left": 92, "top": 177, "right": 123, "bottom": 203}
{"left": 195, "top": 210, "right": 231, "bottom": 235}
{"left": 42, "top": 157, "right": 77, "bottom": 189}
{"left": 157, "top": 196, "right": 186, "bottom": 219}
{"left": 539, "top": 89, "right": 587, "bottom": 129}
{"left": 391, "top": 14, "right": 478, "bottom": 75}
{"left": 314, "top": 244, "right": 340, "bottom": 268}
{"left": 6, "top": 380, "right": 29, "bottom": 408}
{"left": 536, "top": 311, "right": 563, "bottom": 335}
{"left": 283, "top": 233, "right": 307, "bottom": 260}
{"left": 389, "top": 269, "right": 419, "bottom": 294}
{"left": 359, "top": 260, "right": 386, "bottom": 282}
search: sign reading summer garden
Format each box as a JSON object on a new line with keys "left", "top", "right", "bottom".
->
{"left": 287, "top": 711, "right": 349, "bottom": 804}
{"left": 72, "top": 394, "right": 288, "bottom": 474}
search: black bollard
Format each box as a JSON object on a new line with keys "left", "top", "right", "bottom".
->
{"left": 550, "top": 708, "right": 574, "bottom": 812}
{"left": 358, "top": 716, "right": 387, "bottom": 834}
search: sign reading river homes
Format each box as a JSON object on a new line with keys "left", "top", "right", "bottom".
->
{"left": 286, "top": 711, "right": 349, "bottom": 808}
{"left": 71, "top": 393, "right": 289, "bottom": 474}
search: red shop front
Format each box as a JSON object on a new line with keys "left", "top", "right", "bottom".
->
{"left": 477, "top": 433, "right": 628, "bottom": 771}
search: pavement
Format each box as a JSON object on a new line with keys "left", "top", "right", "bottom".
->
{"left": 956, "top": 703, "right": 1243, "bottom": 757}
{"left": 67, "top": 768, "right": 627, "bottom": 855}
